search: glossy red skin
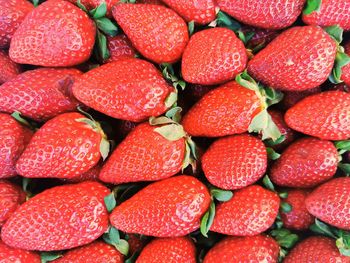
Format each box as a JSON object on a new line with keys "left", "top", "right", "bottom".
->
{"left": 0, "top": 0, "right": 34, "bottom": 48}
{"left": 302, "top": 0, "right": 350, "bottom": 31}
{"left": 306, "top": 177, "right": 350, "bottom": 230}
{"left": 182, "top": 81, "right": 262, "bottom": 137}
{"left": 182, "top": 28, "right": 247, "bottom": 85}
{"left": 105, "top": 35, "right": 136, "bottom": 63}
{"left": 270, "top": 137, "right": 338, "bottom": 188}
{"left": 0, "top": 68, "right": 82, "bottom": 121}
{"left": 0, "top": 180, "right": 26, "bottom": 227}
{"left": 248, "top": 26, "right": 337, "bottom": 91}
{"left": 0, "top": 50, "right": 22, "bottom": 84}
{"left": 0, "top": 240, "right": 40, "bottom": 263}
{"left": 9, "top": 0, "right": 95, "bottom": 67}
{"left": 112, "top": 4, "right": 189, "bottom": 64}
{"left": 217, "top": 0, "right": 305, "bottom": 30}
{"left": 138, "top": 0, "right": 164, "bottom": 3}
{"left": 1, "top": 181, "right": 110, "bottom": 251}
{"left": 279, "top": 87, "right": 321, "bottom": 110}
{"left": 284, "top": 236, "right": 350, "bottom": 263}
{"left": 72, "top": 58, "right": 173, "bottom": 122}
{"left": 0, "top": 113, "right": 32, "bottom": 178}
{"left": 202, "top": 134, "right": 267, "bottom": 190}
{"left": 211, "top": 185, "right": 280, "bottom": 236}
{"left": 110, "top": 175, "right": 211, "bottom": 237}
{"left": 100, "top": 123, "right": 185, "bottom": 184}
{"left": 53, "top": 241, "right": 123, "bottom": 263}
{"left": 280, "top": 189, "right": 314, "bottom": 231}
{"left": 203, "top": 235, "right": 279, "bottom": 263}
{"left": 285, "top": 90, "right": 350, "bottom": 140}
{"left": 63, "top": 0, "right": 119, "bottom": 17}
{"left": 341, "top": 42, "right": 350, "bottom": 86}
{"left": 136, "top": 237, "right": 196, "bottom": 263}
{"left": 16, "top": 112, "right": 103, "bottom": 179}
{"left": 64, "top": 163, "right": 101, "bottom": 183}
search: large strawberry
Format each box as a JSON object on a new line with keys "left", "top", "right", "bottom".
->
{"left": 0, "top": 50, "right": 22, "bottom": 85}
{"left": 110, "top": 175, "right": 211, "bottom": 237}
{"left": 0, "top": 68, "right": 82, "bottom": 121}
{"left": 105, "top": 34, "right": 136, "bottom": 63}
{"left": 182, "top": 28, "right": 247, "bottom": 85}
{"left": 0, "top": 240, "right": 40, "bottom": 263}
{"left": 285, "top": 90, "right": 350, "bottom": 140}
{"left": 16, "top": 112, "right": 109, "bottom": 179}
{"left": 112, "top": 3, "right": 189, "bottom": 64}
{"left": 1, "top": 181, "right": 110, "bottom": 251}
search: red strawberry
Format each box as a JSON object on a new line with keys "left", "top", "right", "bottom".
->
{"left": 306, "top": 177, "right": 350, "bottom": 230}
{"left": 110, "top": 175, "right": 211, "bottom": 237}
{"left": 280, "top": 189, "right": 314, "bottom": 231}
{"left": 202, "top": 134, "right": 267, "bottom": 190}
{"left": 0, "top": 0, "right": 34, "bottom": 48}
{"left": 0, "top": 113, "right": 32, "bottom": 178}
{"left": 279, "top": 86, "right": 321, "bottom": 110}
{"left": 0, "top": 50, "right": 22, "bottom": 84}
{"left": 0, "top": 240, "right": 40, "bottom": 263}
{"left": 138, "top": 0, "right": 164, "bottom": 3}
{"left": 248, "top": 26, "right": 337, "bottom": 91}
{"left": 105, "top": 35, "right": 136, "bottom": 63}
{"left": 284, "top": 236, "right": 350, "bottom": 262}
{"left": 9, "top": 0, "right": 96, "bottom": 67}
{"left": 285, "top": 90, "right": 350, "bottom": 140}
{"left": 341, "top": 41, "right": 350, "bottom": 86}
{"left": 16, "top": 112, "right": 109, "bottom": 179}
{"left": 1, "top": 181, "right": 110, "bottom": 251}
{"left": 203, "top": 235, "right": 279, "bottom": 263}
{"left": 72, "top": 58, "right": 175, "bottom": 122}
{"left": 136, "top": 237, "right": 196, "bottom": 263}
{"left": 0, "top": 68, "right": 82, "bottom": 121}
{"left": 64, "top": 163, "right": 101, "bottom": 183}
{"left": 270, "top": 137, "right": 338, "bottom": 188}
{"left": 112, "top": 3, "right": 189, "bottom": 64}
{"left": 210, "top": 185, "right": 280, "bottom": 236}
{"left": 216, "top": 0, "right": 305, "bottom": 29}
{"left": 127, "top": 234, "right": 146, "bottom": 255}
{"left": 182, "top": 28, "right": 247, "bottom": 85}
{"left": 242, "top": 26, "right": 279, "bottom": 50}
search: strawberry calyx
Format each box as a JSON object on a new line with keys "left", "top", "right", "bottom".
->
{"left": 40, "top": 252, "right": 63, "bottom": 263}
{"left": 303, "top": 0, "right": 322, "bottom": 15}
{"left": 161, "top": 63, "right": 186, "bottom": 91}
{"left": 334, "top": 140, "right": 350, "bottom": 175}
{"left": 103, "top": 226, "right": 130, "bottom": 256}
{"left": 11, "top": 111, "right": 38, "bottom": 131}
{"left": 270, "top": 228, "right": 299, "bottom": 261}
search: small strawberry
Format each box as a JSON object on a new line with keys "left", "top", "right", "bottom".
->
{"left": 112, "top": 3, "right": 189, "bottom": 64}
{"left": 110, "top": 175, "right": 211, "bottom": 237}
{"left": 341, "top": 41, "right": 350, "bottom": 86}
{"left": 0, "top": 240, "right": 40, "bottom": 263}
{"left": 1, "top": 181, "right": 110, "bottom": 251}
{"left": 279, "top": 87, "right": 321, "bottom": 110}
{"left": 0, "top": 50, "right": 22, "bottom": 85}
{"left": 105, "top": 34, "right": 136, "bottom": 63}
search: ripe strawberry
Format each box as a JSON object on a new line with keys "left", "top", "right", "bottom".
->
{"left": 9, "top": 0, "right": 96, "bottom": 67}
{"left": 0, "top": 113, "right": 32, "bottom": 178}
{"left": 105, "top": 35, "right": 136, "bottom": 63}
{"left": 279, "top": 86, "right": 321, "bottom": 110}
{"left": 1, "top": 181, "right": 110, "bottom": 251}
{"left": 182, "top": 28, "right": 247, "bottom": 85}
{"left": 270, "top": 137, "right": 338, "bottom": 188}
{"left": 138, "top": 0, "right": 164, "bottom": 3}
{"left": 203, "top": 235, "right": 279, "bottom": 263}
{"left": 0, "top": 240, "right": 40, "bottom": 263}
{"left": 285, "top": 90, "right": 350, "bottom": 140}
{"left": 202, "top": 134, "right": 267, "bottom": 190}
{"left": 0, "top": 50, "right": 21, "bottom": 85}
{"left": 306, "top": 177, "right": 350, "bottom": 230}
{"left": 210, "top": 185, "right": 280, "bottom": 236}
{"left": 64, "top": 163, "right": 101, "bottom": 183}
{"left": 341, "top": 41, "right": 350, "bottom": 86}
{"left": 248, "top": 26, "right": 337, "bottom": 91}
{"left": 16, "top": 112, "right": 109, "bottom": 179}
{"left": 136, "top": 237, "right": 196, "bottom": 263}
{"left": 241, "top": 26, "right": 279, "bottom": 50}
{"left": 110, "top": 175, "right": 211, "bottom": 237}
{"left": 112, "top": 3, "right": 189, "bottom": 64}
{"left": 0, "top": 68, "right": 82, "bottom": 121}
{"left": 216, "top": 0, "right": 305, "bottom": 29}
{"left": 72, "top": 58, "right": 175, "bottom": 122}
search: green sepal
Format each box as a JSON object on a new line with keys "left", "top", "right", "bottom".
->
{"left": 266, "top": 147, "right": 281, "bottom": 160}
{"left": 270, "top": 229, "right": 299, "bottom": 249}
{"left": 76, "top": 0, "right": 88, "bottom": 12}
{"left": 263, "top": 86, "right": 284, "bottom": 106}
{"left": 103, "top": 227, "right": 129, "bottom": 256}
{"left": 235, "top": 71, "right": 260, "bottom": 92}
{"left": 210, "top": 188, "right": 233, "bottom": 202}
{"left": 303, "top": 0, "right": 322, "bottom": 15}
{"left": 200, "top": 201, "right": 215, "bottom": 237}
{"left": 164, "top": 91, "right": 178, "bottom": 108}
{"left": 280, "top": 202, "right": 292, "bottom": 213}
{"left": 325, "top": 25, "right": 344, "bottom": 44}
{"left": 125, "top": 251, "right": 140, "bottom": 263}
{"left": 32, "top": 0, "right": 39, "bottom": 7}
{"left": 265, "top": 135, "right": 286, "bottom": 147}
{"left": 165, "top": 106, "right": 182, "bottom": 123}
{"left": 11, "top": 111, "right": 35, "bottom": 130}
{"left": 104, "top": 193, "right": 116, "bottom": 213}
{"left": 329, "top": 50, "right": 350, "bottom": 84}
{"left": 310, "top": 218, "right": 338, "bottom": 239}
{"left": 182, "top": 137, "right": 197, "bottom": 172}
{"left": 279, "top": 191, "right": 288, "bottom": 199}
{"left": 188, "top": 21, "right": 195, "bottom": 36}
{"left": 336, "top": 232, "right": 350, "bottom": 256}
{"left": 149, "top": 116, "right": 177, "bottom": 126}
{"left": 160, "top": 63, "right": 186, "bottom": 90}
{"left": 100, "top": 138, "right": 110, "bottom": 161}
{"left": 22, "top": 178, "right": 31, "bottom": 193}
{"left": 40, "top": 252, "right": 62, "bottom": 263}
{"left": 209, "top": 11, "right": 241, "bottom": 32}
{"left": 249, "top": 109, "right": 282, "bottom": 141}
{"left": 120, "top": 0, "right": 136, "bottom": 3}
{"left": 89, "top": 2, "right": 107, "bottom": 19}
{"left": 154, "top": 124, "right": 186, "bottom": 141}
{"left": 338, "top": 163, "right": 350, "bottom": 176}
{"left": 95, "top": 30, "right": 110, "bottom": 61}
{"left": 335, "top": 140, "right": 350, "bottom": 151}
{"left": 262, "top": 174, "right": 275, "bottom": 191}
{"left": 237, "top": 30, "right": 254, "bottom": 45}
{"left": 95, "top": 18, "right": 118, "bottom": 37}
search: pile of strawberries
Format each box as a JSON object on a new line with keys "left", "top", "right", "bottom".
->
{"left": 1, "top": 0, "right": 350, "bottom": 262}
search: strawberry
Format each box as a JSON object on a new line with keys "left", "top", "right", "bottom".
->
{"left": 105, "top": 35, "right": 136, "bottom": 63}
{"left": 185, "top": 85, "right": 214, "bottom": 104}
{"left": 341, "top": 41, "right": 350, "bottom": 86}
{"left": 16, "top": 112, "right": 109, "bottom": 179}
{"left": 0, "top": 50, "right": 22, "bottom": 85}
{"left": 110, "top": 175, "right": 211, "bottom": 237}
{"left": 182, "top": 28, "right": 247, "bottom": 85}
{"left": 64, "top": 163, "right": 101, "bottom": 183}
{"left": 0, "top": 113, "right": 32, "bottom": 178}
{"left": 138, "top": 0, "right": 164, "bottom": 3}
{"left": 127, "top": 234, "right": 146, "bottom": 255}
{"left": 210, "top": 185, "right": 280, "bottom": 236}
{"left": 241, "top": 26, "right": 279, "bottom": 51}
{"left": 306, "top": 177, "right": 350, "bottom": 230}
{"left": 116, "top": 120, "right": 137, "bottom": 139}
{"left": 216, "top": 0, "right": 305, "bottom": 29}
{"left": 203, "top": 235, "right": 280, "bottom": 263}
{"left": 0, "top": 240, "right": 40, "bottom": 263}
{"left": 1, "top": 181, "right": 110, "bottom": 251}
{"left": 285, "top": 90, "right": 350, "bottom": 140}
{"left": 279, "top": 87, "right": 321, "bottom": 110}
{"left": 270, "top": 137, "right": 339, "bottom": 188}
{"left": 0, "top": 68, "right": 82, "bottom": 121}
{"left": 202, "top": 134, "right": 267, "bottom": 190}
{"left": 64, "top": 0, "right": 119, "bottom": 17}
{"left": 136, "top": 237, "right": 196, "bottom": 263}
{"left": 248, "top": 26, "right": 338, "bottom": 91}
{"left": 112, "top": 3, "right": 189, "bottom": 64}
{"left": 9, "top": 0, "right": 96, "bottom": 67}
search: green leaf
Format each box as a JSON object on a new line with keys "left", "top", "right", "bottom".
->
{"left": 330, "top": 51, "right": 350, "bottom": 84}
{"left": 270, "top": 229, "right": 299, "bottom": 249}
{"left": 325, "top": 25, "right": 343, "bottom": 43}
{"left": 264, "top": 87, "right": 284, "bottom": 106}
{"left": 279, "top": 191, "right": 288, "bottom": 199}
{"left": 154, "top": 124, "right": 186, "bottom": 141}
{"left": 165, "top": 106, "right": 182, "bottom": 123}
{"left": 149, "top": 116, "right": 177, "bottom": 126}
{"left": 182, "top": 138, "right": 197, "bottom": 172}
{"left": 32, "top": 0, "right": 39, "bottom": 7}
{"left": 90, "top": 2, "right": 107, "bottom": 19}
{"left": 188, "top": 21, "right": 195, "bottom": 35}
{"left": 262, "top": 175, "right": 275, "bottom": 191}
{"left": 235, "top": 71, "right": 259, "bottom": 91}
{"left": 186, "top": 137, "right": 198, "bottom": 160}
{"left": 310, "top": 219, "right": 337, "bottom": 239}
{"left": 76, "top": 0, "right": 88, "bottom": 12}
{"left": 261, "top": 112, "right": 282, "bottom": 141}
{"left": 100, "top": 138, "right": 110, "bottom": 161}
{"left": 210, "top": 189, "right": 233, "bottom": 202}
{"left": 335, "top": 140, "right": 350, "bottom": 151}
{"left": 164, "top": 91, "right": 178, "bottom": 108}
{"left": 303, "top": 0, "right": 322, "bottom": 15}
{"left": 104, "top": 193, "right": 116, "bottom": 213}
{"left": 338, "top": 163, "right": 350, "bottom": 176}
{"left": 266, "top": 147, "right": 281, "bottom": 160}
{"left": 11, "top": 111, "right": 31, "bottom": 128}
{"left": 115, "top": 239, "right": 130, "bottom": 256}
{"left": 40, "top": 252, "right": 62, "bottom": 263}
{"left": 175, "top": 80, "right": 186, "bottom": 90}
{"left": 125, "top": 252, "right": 139, "bottom": 263}
{"left": 95, "top": 18, "right": 118, "bottom": 37}
{"left": 280, "top": 202, "right": 292, "bottom": 213}
{"left": 265, "top": 135, "right": 286, "bottom": 147}
{"left": 103, "top": 227, "right": 120, "bottom": 244}
{"left": 337, "top": 236, "right": 350, "bottom": 256}
{"left": 95, "top": 30, "right": 110, "bottom": 61}
{"left": 200, "top": 201, "right": 215, "bottom": 237}
{"left": 215, "top": 11, "right": 241, "bottom": 31}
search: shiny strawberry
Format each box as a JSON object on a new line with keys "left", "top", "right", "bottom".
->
{"left": 285, "top": 90, "right": 350, "bottom": 140}
{"left": 110, "top": 175, "right": 211, "bottom": 237}
{"left": 279, "top": 87, "right": 321, "bottom": 110}
{"left": 341, "top": 41, "right": 350, "bottom": 86}
{"left": 9, "top": 0, "right": 96, "bottom": 67}
{"left": 182, "top": 27, "right": 247, "bottom": 85}
{"left": 138, "top": 0, "right": 164, "bottom": 3}
{"left": 105, "top": 34, "right": 136, "bottom": 63}
{"left": 112, "top": 3, "right": 189, "bottom": 64}
{"left": 64, "top": 163, "right": 101, "bottom": 183}
{"left": 0, "top": 50, "right": 21, "bottom": 84}
{"left": 1, "top": 181, "right": 110, "bottom": 251}
{"left": 0, "top": 240, "right": 40, "bottom": 263}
